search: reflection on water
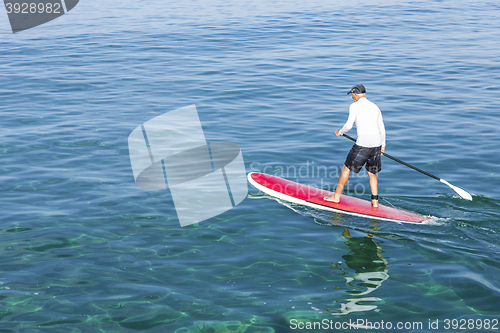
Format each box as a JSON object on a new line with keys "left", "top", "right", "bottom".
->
{"left": 326, "top": 227, "right": 389, "bottom": 315}
{"left": 253, "top": 197, "right": 391, "bottom": 315}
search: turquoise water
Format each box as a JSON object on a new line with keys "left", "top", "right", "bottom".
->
{"left": 1, "top": 0, "right": 500, "bottom": 332}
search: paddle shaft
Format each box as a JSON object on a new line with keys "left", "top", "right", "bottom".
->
{"left": 342, "top": 134, "right": 441, "bottom": 181}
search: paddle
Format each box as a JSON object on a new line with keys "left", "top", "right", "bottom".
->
{"left": 342, "top": 134, "right": 473, "bottom": 201}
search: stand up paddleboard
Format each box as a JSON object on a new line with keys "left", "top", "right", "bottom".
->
{"left": 248, "top": 172, "right": 428, "bottom": 224}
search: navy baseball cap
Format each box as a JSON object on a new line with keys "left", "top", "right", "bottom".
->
{"left": 347, "top": 84, "right": 366, "bottom": 95}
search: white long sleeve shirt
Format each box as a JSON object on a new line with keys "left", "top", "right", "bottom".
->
{"left": 338, "top": 97, "right": 386, "bottom": 148}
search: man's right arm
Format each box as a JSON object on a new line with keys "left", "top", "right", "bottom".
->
{"left": 338, "top": 105, "right": 356, "bottom": 136}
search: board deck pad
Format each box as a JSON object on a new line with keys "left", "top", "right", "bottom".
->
{"left": 248, "top": 172, "right": 427, "bottom": 223}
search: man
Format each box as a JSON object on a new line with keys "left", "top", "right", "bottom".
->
{"left": 324, "top": 84, "right": 386, "bottom": 207}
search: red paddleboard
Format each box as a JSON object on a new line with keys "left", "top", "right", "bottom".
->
{"left": 248, "top": 172, "right": 428, "bottom": 224}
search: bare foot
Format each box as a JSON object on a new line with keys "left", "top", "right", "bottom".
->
{"left": 372, "top": 199, "right": 379, "bottom": 208}
{"left": 324, "top": 195, "right": 340, "bottom": 203}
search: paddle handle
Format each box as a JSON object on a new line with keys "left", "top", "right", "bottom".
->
{"left": 342, "top": 134, "right": 441, "bottom": 181}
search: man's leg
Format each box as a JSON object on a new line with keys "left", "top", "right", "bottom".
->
{"left": 367, "top": 170, "right": 378, "bottom": 207}
{"left": 325, "top": 164, "right": 350, "bottom": 203}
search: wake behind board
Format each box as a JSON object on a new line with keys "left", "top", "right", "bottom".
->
{"left": 248, "top": 172, "right": 428, "bottom": 224}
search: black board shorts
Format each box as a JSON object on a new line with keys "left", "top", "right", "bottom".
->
{"left": 344, "top": 144, "right": 382, "bottom": 174}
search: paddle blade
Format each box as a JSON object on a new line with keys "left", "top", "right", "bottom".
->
{"left": 439, "top": 179, "right": 473, "bottom": 201}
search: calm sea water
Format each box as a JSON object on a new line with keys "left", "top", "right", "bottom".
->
{"left": 1, "top": 0, "right": 499, "bottom": 332}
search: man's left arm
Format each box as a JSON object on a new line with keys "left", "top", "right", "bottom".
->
{"left": 378, "top": 110, "right": 386, "bottom": 153}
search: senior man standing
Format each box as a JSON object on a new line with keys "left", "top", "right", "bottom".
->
{"left": 324, "top": 84, "right": 386, "bottom": 207}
